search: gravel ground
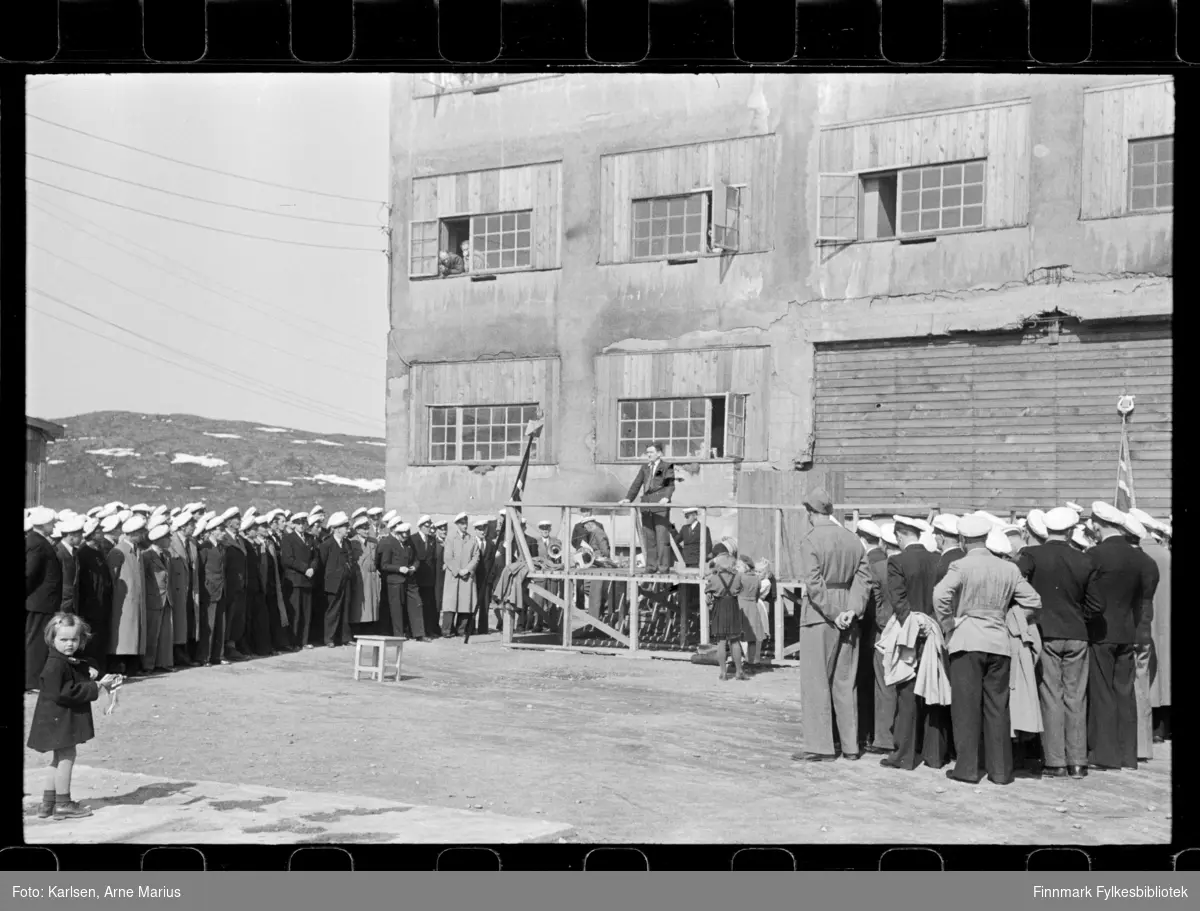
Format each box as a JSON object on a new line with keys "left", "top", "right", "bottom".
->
{"left": 23, "top": 635, "right": 1172, "bottom": 844}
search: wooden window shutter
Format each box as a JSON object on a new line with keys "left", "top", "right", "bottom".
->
{"left": 724, "top": 393, "right": 747, "bottom": 460}
{"left": 818, "top": 173, "right": 859, "bottom": 242}
{"left": 711, "top": 183, "right": 742, "bottom": 253}
{"left": 409, "top": 219, "right": 439, "bottom": 277}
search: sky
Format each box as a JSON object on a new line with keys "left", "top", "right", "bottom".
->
{"left": 25, "top": 73, "right": 392, "bottom": 437}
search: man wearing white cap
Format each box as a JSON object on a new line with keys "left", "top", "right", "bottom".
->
{"left": 366, "top": 506, "right": 384, "bottom": 539}
{"left": 1084, "top": 502, "right": 1157, "bottom": 771}
{"left": 240, "top": 516, "right": 271, "bottom": 658}
{"left": 1015, "top": 506, "right": 1099, "bottom": 779}
{"left": 881, "top": 515, "right": 950, "bottom": 772}
{"left": 1120, "top": 512, "right": 1161, "bottom": 762}
{"left": 55, "top": 514, "right": 86, "bottom": 616}
{"left": 77, "top": 517, "right": 114, "bottom": 672}
{"left": 281, "top": 513, "right": 317, "bottom": 649}
{"left": 25, "top": 506, "right": 64, "bottom": 690}
{"left": 220, "top": 509, "right": 249, "bottom": 662}
{"left": 197, "top": 514, "right": 230, "bottom": 665}
{"left": 410, "top": 515, "right": 439, "bottom": 638}
{"left": 97, "top": 514, "right": 121, "bottom": 559}
{"left": 531, "top": 520, "right": 564, "bottom": 634}
{"left": 349, "top": 515, "right": 381, "bottom": 637}
{"left": 318, "top": 512, "right": 355, "bottom": 647}
{"left": 379, "top": 521, "right": 424, "bottom": 640}
{"left": 143, "top": 524, "right": 175, "bottom": 673}
{"left": 108, "top": 515, "right": 150, "bottom": 676}
{"left": 931, "top": 514, "right": 963, "bottom": 584}
{"left": 792, "top": 489, "right": 872, "bottom": 763}
{"left": 1129, "top": 509, "right": 1172, "bottom": 746}
{"left": 441, "top": 513, "right": 481, "bottom": 639}
{"left": 855, "top": 519, "right": 895, "bottom": 756}
{"left": 933, "top": 514, "right": 1042, "bottom": 785}
{"left": 168, "top": 511, "right": 202, "bottom": 666}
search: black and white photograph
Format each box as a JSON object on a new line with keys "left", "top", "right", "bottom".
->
{"left": 23, "top": 72, "right": 1171, "bottom": 846}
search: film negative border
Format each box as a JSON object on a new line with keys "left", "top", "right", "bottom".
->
{"left": 0, "top": 844, "right": 1198, "bottom": 871}
{"left": 0, "top": 1, "right": 1193, "bottom": 66}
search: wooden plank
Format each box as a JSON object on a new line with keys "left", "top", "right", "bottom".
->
{"left": 599, "top": 157, "right": 613, "bottom": 264}
{"left": 455, "top": 173, "right": 470, "bottom": 215}
{"left": 480, "top": 169, "right": 499, "bottom": 213}
{"left": 568, "top": 607, "right": 631, "bottom": 647}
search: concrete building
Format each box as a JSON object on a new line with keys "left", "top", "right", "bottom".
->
{"left": 385, "top": 73, "right": 1172, "bottom": 524}
{"left": 26, "top": 416, "right": 64, "bottom": 507}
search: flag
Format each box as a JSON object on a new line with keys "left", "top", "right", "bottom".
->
{"left": 508, "top": 416, "right": 545, "bottom": 511}
{"left": 1115, "top": 419, "right": 1136, "bottom": 512}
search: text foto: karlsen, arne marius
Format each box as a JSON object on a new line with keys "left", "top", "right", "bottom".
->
{"left": 12, "top": 885, "right": 182, "bottom": 899}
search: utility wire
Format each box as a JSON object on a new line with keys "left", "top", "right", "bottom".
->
{"left": 29, "top": 194, "right": 383, "bottom": 352}
{"left": 28, "top": 303, "right": 381, "bottom": 434}
{"left": 28, "top": 152, "right": 383, "bottom": 229}
{"left": 27, "top": 177, "right": 387, "bottom": 253}
{"left": 27, "top": 112, "right": 386, "bottom": 206}
{"left": 29, "top": 286, "right": 381, "bottom": 426}
{"left": 28, "top": 242, "right": 383, "bottom": 382}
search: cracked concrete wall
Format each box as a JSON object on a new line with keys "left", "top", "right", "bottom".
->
{"left": 386, "top": 74, "right": 1171, "bottom": 515}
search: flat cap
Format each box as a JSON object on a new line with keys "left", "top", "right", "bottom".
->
{"left": 802, "top": 488, "right": 834, "bottom": 515}
{"left": 958, "top": 514, "right": 993, "bottom": 539}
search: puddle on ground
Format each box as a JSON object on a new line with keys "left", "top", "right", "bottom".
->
{"left": 88, "top": 782, "right": 198, "bottom": 808}
{"left": 208, "top": 795, "right": 288, "bottom": 812}
{"left": 241, "top": 821, "right": 327, "bottom": 835}
{"left": 300, "top": 806, "right": 411, "bottom": 823}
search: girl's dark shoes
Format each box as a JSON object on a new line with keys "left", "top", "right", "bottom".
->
{"left": 53, "top": 801, "right": 93, "bottom": 820}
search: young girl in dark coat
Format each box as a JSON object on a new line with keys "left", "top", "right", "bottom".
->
{"left": 28, "top": 613, "right": 120, "bottom": 820}
{"left": 705, "top": 551, "right": 746, "bottom": 681}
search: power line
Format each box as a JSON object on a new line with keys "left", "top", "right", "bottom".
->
{"left": 28, "top": 152, "right": 384, "bottom": 229}
{"left": 29, "top": 286, "right": 382, "bottom": 427}
{"left": 29, "top": 194, "right": 383, "bottom": 352}
{"left": 28, "top": 303, "right": 382, "bottom": 434}
{"left": 28, "top": 241, "right": 384, "bottom": 382}
{"left": 27, "top": 111, "right": 386, "bottom": 206}
{"left": 27, "top": 177, "right": 387, "bottom": 253}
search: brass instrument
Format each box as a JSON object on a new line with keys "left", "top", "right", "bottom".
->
{"left": 572, "top": 540, "right": 595, "bottom": 568}
{"left": 547, "top": 541, "right": 564, "bottom": 562}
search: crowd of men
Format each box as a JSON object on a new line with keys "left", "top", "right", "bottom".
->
{"left": 791, "top": 489, "right": 1171, "bottom": 785}
{"left": 23, "top": 500, "right": 537, "bottom": 689}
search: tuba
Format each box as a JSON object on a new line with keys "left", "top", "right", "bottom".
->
{"left": 547, "top": 541, "right": 564, "bottom": 562}
{"left": 572, "top": 539, "right": 595, "bottom": 568}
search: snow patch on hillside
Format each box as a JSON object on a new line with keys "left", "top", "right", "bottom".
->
{"left": 311, "top": 474, "right": 386, "bottom": 493}
{"left": 87, "top": 448, "right": 138, "bottom": 457}
{"left": 312, "top": 440, "right": 344, "bottom": 447}
{"left": 265, "top": 480, "right": 293, "bottom": 486}
{"left": 203, "top": 432, "right": 242, "bottom": 440}
{"left": 172, "top": 453, "right": 228, "bottom": 468}
{"left": 256, "top": 427, "right": 289, "bottom": 433}
{"left": 291, "top": 440, "right": 308, "bottom": 445}
{"left": 358, "top": 440, "right": 387, "bottom": 447}
{"left": 48, "top": 459, "right": 64, "bottom": 465}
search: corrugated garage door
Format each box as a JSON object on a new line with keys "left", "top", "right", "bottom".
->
{"left": 813, "top": 319, "right": 1171, "bottom": 514}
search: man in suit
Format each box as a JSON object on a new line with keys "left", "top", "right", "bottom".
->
{"left": 854, "top": 519, "right": 895, "bottom": 756}
{"left": 77, "top": 517, "right": 114, "bottom": 673}
{"left": 670, "top": 507, "right": 709, "bottom": 638}
{"left": 1084, "top": 502, "right": 1156, "bottom": 771}
{"left": 441, "top": 513, "right": 481, "bottom": 639}
{"left": 934, "top": 515, "right": 1042, "bottom": 786}
{"left": 142, "top": 524, "right": 174, "bottom": 673}
{"left": 241, "top": 516, "right": 270, "bottom": 656}
{"left": 1128, "top": 510, "right": 1172, "bottom": 746}
{"left": 532, "top": 519, "right": 564, "bottom": 633}
{"left": 168, "top": 511, "right": 201, "bottom": 666}
{"left": 411, "top": 515, "right": 439, "bottom": 638}
{"left": 1016, "top": 506, "right": 1100, "bottom": 779}
{"left": 379, "top": 520, "right": 423, "bottom": 640}
{"left": 221, "top": 510, "right": 249, "bottom": 661}
{"left": 932, "top": 513, "right": 964, "bottom": 584}
{"left": 25, "top": 506, "right": 64, "bottom": 691}
{"left": 319, "top": 512, "right": 355, "bottom": 648}
{"left": 792, "top": 489, "right": 872, "bottom": 763}
{"left": 1119, "top": 512, "right": 1161, "bottom": 763}
{"left": 572, "top": 509, "right": 613, "bottom": 621}
{"left": 197, "top": 516, "right": 228, "bottom": 666}
{"left": 433, "top": 519, "right": 448, "bottom": 619}
{"left": 881, "top": 515, "right": 951, "bottom": 772}
{"left": 620, "top": 442, "right": 676, "bottom": 574}
{"left": 281, "top": 512, "right": 317, "bottom": 650}
{"left": 55, "top": 515, "right": 85, "bottom": 616}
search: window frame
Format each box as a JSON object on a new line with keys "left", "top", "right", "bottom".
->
{"left": 1126, "top": 135, "right": 1173, "bottom": 214}
{"left": 711, "top": 182, "right": 745, "bottom": 253}
{"left": 427, "top": 403, "right": 541, "bottom": 465}
{"left": 817, "top": 157, "right": 990, "bottom": 245}
{"left": 630, "top": 191, "right": 711, "bottom": 262}
{"left": 409, "top": 208, "right": 536, "bottom": 280}
{"left": 615, "top": 394, "right": 748, "bottom": 462}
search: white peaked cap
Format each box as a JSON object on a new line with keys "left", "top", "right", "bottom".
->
{"left": 24, "top": 515, "right": 33, "bottom": 533}
{"left": 1071, "top": 526, "right": 1092, "bottom": 548}
{"left": 367, "top": 507, "right": 383, "bottom": 517}
{"left": 147, "top": 514, "right": 168, "bottom": 530}
{"left": 28, "top": 506, "right": 57, "bottom": 526}
{"left": 473, "top": 518, "right": 489, "bottom": 528}
{"left": 122, "top": 515, "right": 147, "bottom": 534}
{"left": 434, "top": 519, "right": 448, "bottom": 528}
{"left": 1091, "top": 502, "right": 1126, "bottom": 527}
{"left": 972, "top": 511, "right": 1006, "bottom": 527}
{"left": 351, "top": 507, "right": 367, "bottom": 519}
{"left": 86, "top": 506, "right": 102, "bottom": 518}
{"left": 130, "top": 503, "right": 152, "bottom": 514}
{"left": 117, "top": 510, "right": 133, "bottom": 524}
{"left": 1043, "top": 507, "right": 1078, "bottom": 533}
{"left": 219, "top": 507, "right": 240, "bottom": 524}
{"left": 170, "top": 512, "right": 194, "bottom": 531}
{"left": 454, "top": 512, "right": 468, "bottom": 523}
{"left": 879, "top": 522, "right": 898, "bottom": 546}
{"left": 1121, "top": 513, "right": 1147, "bottom": 539}
{"left": 291, "top": 512, "right": 309, "bottom": 524}
{"left": 919, "top": 532, "right": 938, "bottom": 553}
{"left": 855, "top": 519, "right": 882, "bottom": 539}
{"left": 1025, "top": 509, "right": 1048, "bottom": 539}
{"left": 1127, "top": 508, "right": 1164, "bottom": 535}
{"left": 395, "top": 522, "right": 411, "bottom": 533}
{"left": 985, "top": 528, "right": 1012, "bottom": 556}
{"left": 148, "top": 524, "right": 170, "bottom": 543}
{"left": 537, "top": 520, "right": 553, "bottom": 528}
{"left": 352, "top": 515, "right": 370, "bottom": 528}
{"left": 83, "top": 517, "right": 100, "bottom": 536}
{"left": 59, "top": 515, "right": 85, "bottom": 534}
{"left": 931, "top": 514, "right": 959, "bottom": 535}
{"left": 100, "top": 515, "right": 122, "bottom": 533}
{"left": 327, "top": 511, "right": 349, "bottom": 529}
{"left": 96, "top": 504, "right": 118, "bottom": 519}
{"left": 240, "top": 513, "right": 257, "bottom": 532}
{"left": 383, "top": 510, "right": 398, "bottom": 523}
{"left": 418, "top": 515, "right": 432, "bottom": 526}
{"left": 893, "top": 515, "right": 932, "bottom": 534}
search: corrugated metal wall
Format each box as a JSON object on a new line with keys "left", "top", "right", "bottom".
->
{"left": 812, "top": 320, "right": 1172, "bottom": 513}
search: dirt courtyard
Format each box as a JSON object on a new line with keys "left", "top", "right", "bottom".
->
{"left": 23, "top": 636, "right": 1171, "bottom": 844}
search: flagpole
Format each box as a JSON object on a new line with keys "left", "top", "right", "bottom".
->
{"left": 1115, "top": 395, "right": 1136, "bottom": 510}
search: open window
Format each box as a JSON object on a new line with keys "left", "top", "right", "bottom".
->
{"left": 818, "top": 173, "right": 859, "bottom": 243}
{"left": 409, "top": 220, "right": 440, "bottom": 277}
{"left": 617, "top": 394, "right": 748, "bottom": 460}
{"left": 711, "top": 183, "right": 743, "bottom": 253}
{"left": 410, "top": 210, "right": 534, "bottom": 278}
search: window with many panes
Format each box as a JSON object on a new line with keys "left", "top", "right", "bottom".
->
{"left": 410, "top": 209, "right": 534, "bottom": 278}
{"left": 429, "top": 404, "right": 539, "bottom": 463}
{"left": 617, "top": 395, "right": 747, "bottom": 461}
{"left": 1128, "top": 136, "right": 1172, "bottom": 212}
{"left": 819, "top": 158, "right": 987, "bottom": 242}
{"left": 632, "top": 194, "right": 707, "bottom": 259}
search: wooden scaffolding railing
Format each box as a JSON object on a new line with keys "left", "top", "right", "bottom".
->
{"left": 496, "top": 500, "right": 939, "bottom": 664}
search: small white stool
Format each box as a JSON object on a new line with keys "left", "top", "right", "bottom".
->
{"left": 353, "top": 635, "right": 405, "bottom": 683}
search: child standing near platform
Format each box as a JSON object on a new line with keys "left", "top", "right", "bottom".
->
{"left": 706, "top": 551, "right": 746, "bottom": 681}
{"left": 27, "top": 613, "right": 120, "bottom": 820}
